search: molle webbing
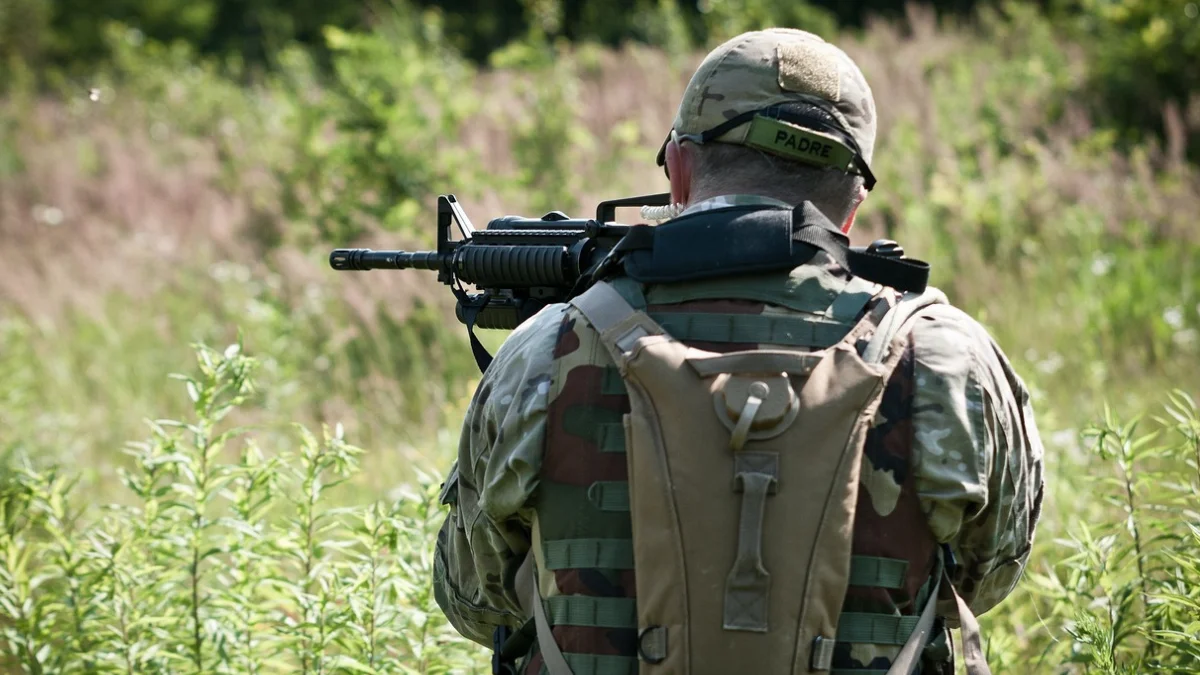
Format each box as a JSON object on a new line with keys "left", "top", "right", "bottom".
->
{"left": 651, "top": 312, "right": 855, "bottom": 349}
{"left": 836, "top": 613, "right": 922, "bottom": 645}
{"left": 546, "top": 597, "right": 637, "bottom": 628}
{"left": 543, "top": 539, "right": 634, "bottom": 570}
{"left": 529, "top": 305, "right": 639, "bottom": 675}
{"left": 587, "top": 482, "right": 630, "bottom": 512}
{"left": 847, "top": 555, "right": 908, "bottom": 590}
{"left": 552, "top": 655, "right": 638, "bottom": 675}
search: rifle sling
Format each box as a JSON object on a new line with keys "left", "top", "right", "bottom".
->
{"left": 616, "top": 202, "right": 929, "bottom": 293}
{"left": 455, "top": 287, "right": 497, "bottom": 373}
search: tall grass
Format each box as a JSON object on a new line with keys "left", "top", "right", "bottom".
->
{"left": 1, "top": 344, "right": 1198, "bottom": 671}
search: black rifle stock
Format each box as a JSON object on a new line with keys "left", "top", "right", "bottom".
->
{"left": 329, "top": 193, "right": 671, "bottom": 371}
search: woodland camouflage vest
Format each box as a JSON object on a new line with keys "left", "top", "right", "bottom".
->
{"left": 519, "top": 271, "right": 982, "bottom": 675}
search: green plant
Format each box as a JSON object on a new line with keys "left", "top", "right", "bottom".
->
{"left": 272, "top": 9, "right": 479, "bottom": 246}
{"left": 0, "top": 342, "right": 488, "bottom": 673}
{"left": 984, "top": 393, "right": 1200, "bottom": 673}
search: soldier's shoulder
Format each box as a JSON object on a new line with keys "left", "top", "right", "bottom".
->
{"left": 907, "top": 301, "right": 1001, "bottom": 365}
{"left": 489, "top": 304, "right": 570, "bottom": 366}
{"left": 471, "top": 304, "right": 571, "bottom": 412}
{"left": 906, "top": 299, "right": 1029, "bottom": 402}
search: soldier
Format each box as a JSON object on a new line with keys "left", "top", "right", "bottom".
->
{"left": 433, "top": 28, "right": 1045, "bottom": 675}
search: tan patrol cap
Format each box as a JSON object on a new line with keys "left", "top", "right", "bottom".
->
{"left": 657, "top": 28, "right": 878, "bottom": 189}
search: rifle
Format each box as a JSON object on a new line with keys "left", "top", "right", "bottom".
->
{"left": 329, "top": 192, "right": 671, "bottom": 372}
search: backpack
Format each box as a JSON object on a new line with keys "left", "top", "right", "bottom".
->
{"left": 512, "top": 280, "right": 991, "bottom": 675}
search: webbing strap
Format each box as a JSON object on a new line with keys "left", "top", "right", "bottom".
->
{"left": 882, "top": 559, "right": 994, "bottom": 675}
{"left": 724, "top": 452, "right": 779, "bottom": 632}
{"left": 570, "top": 283, "right": 639, "bottom": 334}
{"left": 951, "top": 570, "right": 992, "bottom": 675}
{"left": 587, "top": 482, "right": 630, "bottom": 512}
{"left": 848, "top": 555, "right": 909, "bottom": 590}
{"left": 569, "top": 281, "right": 665, "bottom": 367}
{"left": 538, "top": 654, "right": 639, "bottom": 675}
{"left": 545, "top": 596, "right": 637, "bottom": 628}
{"left": 543, "top": 539, "right": 634, "bottom": 570}
{"left": 874, "top": 568, "right": 940, "bottom": 675}
{"left": 789, "top": 206, "right": 928, "bottom": 293}
{"left": 862, "top": 288, "right": 948, "bottom": 364}
{"left": 651, "top": 312, "right": 852, "bottom": 348}
{"left": 596, "top": 423, "right": 625, "bottom": 453}
{"left": 837, "top": 613, "right": 922, "bottom": 646}
{"left": 827, "top": 277, "right": 882, "bottom": 321}
{"left": 516, "top": 553, "right": 575, "bottom": 675}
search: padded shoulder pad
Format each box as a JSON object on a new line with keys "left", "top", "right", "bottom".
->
{"left": 622, "top": 206, "right": 828, "bottom": 283}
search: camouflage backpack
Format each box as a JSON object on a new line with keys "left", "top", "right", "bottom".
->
{"left": 512, "top": 279, "right": 992, "bottom": 675}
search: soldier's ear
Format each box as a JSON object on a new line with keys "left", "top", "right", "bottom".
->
{"left": 666, "top": 139, "right": 693, "bottom": 206}
{"left": 841, "top": 185, "right": 868, "bottom": 234}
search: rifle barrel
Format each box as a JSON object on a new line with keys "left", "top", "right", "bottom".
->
{"left": 329, "top": 249, "right": 443, "bottom": 271}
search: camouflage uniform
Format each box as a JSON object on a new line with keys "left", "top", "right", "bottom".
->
{"left": 433, "top": 28, "right": 1045, "bottom": 674}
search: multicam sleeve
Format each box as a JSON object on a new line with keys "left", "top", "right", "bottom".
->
{"left": 908, "top": 304, "right": 1046, "bottom": 618}
{"left": 432, "top": 304, "right": 570, "bottom": 647}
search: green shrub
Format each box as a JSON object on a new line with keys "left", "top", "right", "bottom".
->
{"left": 1055, "top": 0, "right": 1200, "bottom": 158}
{"left": 3, "top": 350, "right": 1199, "bottom": 672}
{"left": 271, "top": 10, "right": 479, "bottom": 245}
{"left": 0, "top": 343, "right": 487, "bottom": 673}
{"left": 982, "top": 394, "right": 1200, "bottom": 672}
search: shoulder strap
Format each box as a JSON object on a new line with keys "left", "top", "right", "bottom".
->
{"left": 515, "top": 552, "right": 575, "bottom": 675}
{"left": 568, "top": 281, "right": 665, "bottom": 367}
{"left": 951, "top": 571, "right": 992, "bottom": 675}
{"left": 513, "top": 280, "right": 656, "bottom": 675}
{"left": 884, "top": 550, "right": 992, "bottom": 675}
{"left": 884, "top": 567, "right": 940, "bottom": 675}
{"left": 862, "top": 288, "right": 949, "bottom": 364}
{"left": 790, "top": 205, "right": 930, "bottom": 295}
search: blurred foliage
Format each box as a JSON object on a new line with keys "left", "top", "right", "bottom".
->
{"left": 1053, "top": 0, "right": 1200, "bottom": 160}
{"left": 0, "top": 257, "right": 477, "bottom": 495}
{"left": 272, "top": 10, "right": 478, "bottom": 244}
{"left": 0, "top": 0, "right": 368, "bottom": 75}
{"left": 3, "top": 0, "right": 1195, "bottom": 158}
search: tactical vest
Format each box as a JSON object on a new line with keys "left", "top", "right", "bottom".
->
{"left": 511, "top": 206, "right": 991, "bottom": 675}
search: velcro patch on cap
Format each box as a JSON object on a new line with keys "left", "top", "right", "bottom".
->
{"left": 777, "top": 42, "right": 841, "bottom": 102}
